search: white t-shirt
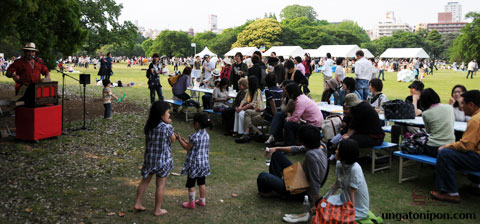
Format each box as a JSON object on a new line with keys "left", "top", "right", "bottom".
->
{"left": 204, "top": 61, "right": 215, "bottom": 81}
{"left": 378, "top": 60, "right": 385, "bottom": 70}
{"left": 323, "top": 59, "right": 333, "bottom": 77}
{"left": 355, "top": 58, "right": 373, "bottom": 80}
{"left": 161, "top": 67, "right": 169, "bottom": 76}
{"left": 335, "top": 65, "right": 346, "bottom": 81}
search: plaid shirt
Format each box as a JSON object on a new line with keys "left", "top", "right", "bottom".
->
{"left": 181, "top": 128, "right": 210, "bottom": 178}
{"left": 141, "top": 122, "right": 174, "bottom": 178}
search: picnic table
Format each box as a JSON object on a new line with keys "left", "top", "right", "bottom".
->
{"left": 389, "top": 117, "right": 467, "bottom": 132}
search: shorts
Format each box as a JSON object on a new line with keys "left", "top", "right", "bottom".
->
{"left": 186, "top": 176, "right": 206, "bottom": 188}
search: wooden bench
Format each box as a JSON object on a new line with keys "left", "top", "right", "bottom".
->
{"left": 165, "top": 99, "right": 192, "bottom": 122}
{"left": 363, "top": 142, "right": 397, "bottom": 174}
{"left": 393, "top": 151, "right": 480, "bottom": 183}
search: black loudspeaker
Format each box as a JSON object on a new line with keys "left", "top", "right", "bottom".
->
{"left": 79, "top": 74, "right": 90, "bottom": 85}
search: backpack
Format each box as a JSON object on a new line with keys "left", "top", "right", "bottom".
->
{"left": 168, "top": 74, "right": 181, "bottom": 87}
{"left": 400, "top": 131, "right": 428, "bottom": 154}
{"left": 383, "top": 99, "right": 415, "bottom": 120}
{"left": 321, "top": 115, "right": 343, "bottom": 142}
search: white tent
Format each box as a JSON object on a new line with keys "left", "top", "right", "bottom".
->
{"left": 224, "top": 47, "right": 259, "bottom": 57}
{"left": 304, "top": 49, "right": 323, "bottom": 58}
{"left": 195, "top": 47, "right": 217, "bottom": 58}
{"left": 317, "top": 45, "right": 361, "bottom": 58}
{"left": 264, "top": 46, "right": 305, "bottom": 58}
{"left": 379, "top": 48, "right": 430, "bottom": 59}
{"left": 361, "top": 49, "right": 375, "bottom": 58}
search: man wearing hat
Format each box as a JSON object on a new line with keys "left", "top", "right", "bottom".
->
{"left": 341, "top": 93, "right": 385, "bottom": 147}
{"left": 6, "top": 42, "right": 51, "bottom": 94}
{"left": 202, "top": 54, "right": 215, "bottom": 88}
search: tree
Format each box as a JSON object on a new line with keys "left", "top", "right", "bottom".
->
{"left": 426, "top": 29, "right": 443, "bottom": 59}
{"left": 0, "top": 0, "right": 86, "bottom": 69}
{"left": 336, "top": 20, "right": 370, "bottom": 43}
{"left": 280, "top": 4, "right": 317, "bottom": 22}
{"left": 142, "top": 38, "right": 154, "bottom": 57}
{"left": 233, "top": 18, "right": 283, "bottom": 48}
{"left": 361, "top": 31, "right": 427, "bottom": 57}
{"left": 448, "top": 12, "right": 480, "bottom": 62}
{"left": 210, "top": 28, "right": 238, "bottom": 57}
{"left": 191, "top": 31, "right": 217, "bottom": 54}
{"left": 150, "top": 30, "right": 191, "bottom": 57}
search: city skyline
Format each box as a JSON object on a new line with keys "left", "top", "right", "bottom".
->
{"left": 116, "top": 0, "right": 478, "bottom": 35}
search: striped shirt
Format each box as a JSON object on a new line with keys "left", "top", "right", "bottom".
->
{"left": 264, "top": 86, "right": 283, "bottom": 122}
{"left": 181, "top": 128, "right": 211, "bottom": 178}
{"left": 141, "top": 122, "right": 174, "bottom": 178}
{"left": 103, "top": 87, "right": 112, "bottom": 104}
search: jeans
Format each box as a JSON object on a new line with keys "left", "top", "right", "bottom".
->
{"left": 435, "top": 148, "right": 480, "bottom": 193}
{"left": 355, "top": 79, "right": 370, "bottom": 101}
{"left": 150, "top": 86, "right": 164, "bottom": 103}
{"left": 284, "top": 121, "right": 300, "bottom": 146}
{"left": 269, "top": 111, "right": 286, "bottom": 139}
{"left": 104, "top": 103, "right": 111, "bottom": 119}
{"left": 377, "top": 69, "right": 385, "bottom": 80}
{"left": 257, "top": 152, "right": 292, "bottom": 193}
{"left": 467, "top": 71, "right": 474, "bottom": 79}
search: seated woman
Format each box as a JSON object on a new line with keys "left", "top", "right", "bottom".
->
{"left": 257, "top": 125, "right": 329, "bottom": 206}
{"left": 321, "top": 79, "right": 339, "bottom": 103}
{"left": 234, "top": 76, "right": 264, "bottom": 142}
{"left": 212, "top": 78, "right": 231, "bottom": 112}
{"left": 284, "top": 84, "right": 323, "bottom": 146}
{"left": 284, "top": 59, "right": 308, "bottom": 94}
{"left": 264, "top": 80, "right": 295, "bottom": 145}
{"left": 221, "top": 78, "right": 248, "bottom": 136}
{"left": 327, "top": 139, "right": 369, "bottom": 221}
{"left": 449, "top": 85, "right": 470, "bottom": 122}
{"left": 172, "top": 66, "right": 191, "bottom": 101}
{"left": 341, "top": 93, "right": 384, "bottom": 147}
{"left": 336, "top": 77, "right": 361, "bottom": 106}
{"left": 366, "top": 78, "right": 388, "bottom": 110}
{"left": 220, "top": 58, "right": 232, "bottom": 81}
{"left": 420, "top": 88, "right": 455, "bottom": 157}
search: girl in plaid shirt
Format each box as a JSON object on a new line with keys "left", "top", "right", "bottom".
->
{"left": 175, "top": 113, "right": 212, "bottom": 209}
{"left": 134, "top": 101, "right": 176, "bottom": 216}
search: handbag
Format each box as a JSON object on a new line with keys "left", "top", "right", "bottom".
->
{"left": 321, "top": 115, "right": 343, "bottom": 142}
{"left": 283, "top": 162, "right": 310, "bottom": 194}
{"left": 400, "top": 131, "right": 428, "bottom": 154}
{"left": 312, "top": 167, "right": 355, "bottom": 224}
{"left": 382, "top": 99, "right": 415, "bottom": 120}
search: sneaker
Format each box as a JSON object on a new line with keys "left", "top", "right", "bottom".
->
{"left": 429, "top": 191, "right": 460, "bottom": 203}
{"left": 195, "top": 199, "right": 206, "bottom": 207}
{"left": 182, "top": 201, "right": 195, "bottom": 209}
{"left": 264, "top": 136, "right": 275, "bottom": 144}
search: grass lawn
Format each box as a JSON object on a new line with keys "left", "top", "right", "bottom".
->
{"left": 0, "top": 63, "right": 479, "bottom": 223}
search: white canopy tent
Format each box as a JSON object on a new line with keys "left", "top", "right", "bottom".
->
{"left": 316, "top": 45, "right": 361, "bottom": 58}
{"left": 264, "top": 46, "right": 305, "bottom": 58}
{"left": 195, "top": 47, "right": 217, "bottom": 58}
{"left": 224, "top": 47, "right": 259, "bottom": 57}
{"left": 361, "top": 49, "right": 375, "bottom": 58}
{"left": 379, "top": 48, "right": 430, "bottom": 59}
{"left": 304, "top": 49, "right": 323, "bottom": 58}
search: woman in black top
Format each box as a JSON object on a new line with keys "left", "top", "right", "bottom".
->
{"left": 231, "top": 52, "right": 248, "bottom": 91}
{"left": 284, "top": 59, "right": 307, "bottom": 93}
{"left": 146, "top": 53, "right": 164, "bottom": 103}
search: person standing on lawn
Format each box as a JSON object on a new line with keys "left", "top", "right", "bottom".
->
{"left": 430, "top": 90, "right": 480, "bottom": 203}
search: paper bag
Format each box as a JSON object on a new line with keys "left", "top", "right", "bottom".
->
{"left": 283, "top": 161, "right": 310, "bottom": 194}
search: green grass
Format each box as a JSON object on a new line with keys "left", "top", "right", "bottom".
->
{"left": 0, "top": 63, "right": 479, "bottom": 223}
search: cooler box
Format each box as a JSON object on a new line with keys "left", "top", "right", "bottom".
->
{"left": 16, "top": 105, "right": 62, "bottom": 141}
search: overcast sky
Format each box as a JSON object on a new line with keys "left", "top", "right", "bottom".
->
{"left": 116, "top": 0, "right": 478, "bottom": 32}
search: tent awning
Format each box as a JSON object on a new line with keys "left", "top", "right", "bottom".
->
{"left": 304, "top": 49, "right": 323, "bottom": 58}
{"left": 361, "top": 49, "right": 375, "bottom": 58}
{"left": 224, "top": 47, "right": 259, "bottom": 57}
{"left": 264, "top": 46, "right": 305, "bottom": 58}
{"left": 195, "top": 47, "right": 217, "bottom": 58}
{"left": 316, "top": 45, "right": 361, "bottom": 58}
{"left": 379, "top": 48, "right": 430, "bottom": 59}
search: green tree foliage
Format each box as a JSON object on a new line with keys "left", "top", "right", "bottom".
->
{"left": 210, "top": 28, "right": 238, "bottom": 57}
{"left": 336, "top": 20, "right": 370, "bottom": 43}
{"left": 191, "top": 31, "right": 217, "bottom": 54}
{"left": 426, "top": 29, "right": 443, "bottom": 59}
{"left": 233, "top": 18, "right": 283, "bottom": 48}
{"left": 280, "top": 4, "right": 317, "bottom": 22}
{"left": 150, "top": 30, "right": 191, "bottom": 57}
{"left": 448, "top": 12, "right": 480, "bottom": 62}
{"left": 361, "top": 31, "right": 427, "bottom": 57}
{"left": 0, "top": 0, "right": 86, "bottom": 69}
{"left": 142, "top": 38, "right": 154, "bottom": 57}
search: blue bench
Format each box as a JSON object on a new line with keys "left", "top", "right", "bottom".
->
{"left": 393, "top": 151, "right": 480, "bottom": 183}
{"left": 204, "top": 109, "right": 222, "bottom": 115}
{"left": 363, "top": 142, "right": 398, "bottom": 174}
{"left": 381, "top": 126, "right": 391, "bottom": 133}
{"left": 165, "top": 99, "right": 192, "bottom": 122}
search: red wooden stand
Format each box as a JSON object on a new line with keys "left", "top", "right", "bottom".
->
{"left": 16, "top": 105, "right": 62, "bottom": 141}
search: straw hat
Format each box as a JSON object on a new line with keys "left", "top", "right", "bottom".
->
{"left": 344, "top": 93, "right": 363, "bottom": 107}
{"left": 22, "top": 42, "right": 38, "bottom": 52}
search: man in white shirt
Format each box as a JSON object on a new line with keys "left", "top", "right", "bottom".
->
{"left": 467, "top": 60, "right": 475, "bottom": 79}
{"left": 202, "top": 55, "right": 216, "bottom": 87}
{"left": 354, "top": 50, "right": 373, "bottom": 100}
{"left": 377, "top": 58, "right": 385, "bottom": 81}
{"left": 322, "top": 53, "right": 333, "bottom": 83}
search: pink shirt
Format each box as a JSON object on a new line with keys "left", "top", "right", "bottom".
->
{"left": 286, "top": 94, "right": 324, "bottom": 127}
{"left": 296, "top": 63, "right": 306, "bottom": 75}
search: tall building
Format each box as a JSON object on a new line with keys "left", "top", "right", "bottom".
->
{"left": 369, "top": 11, "right": 411, "bottom": 40}
{"left": 187, "top": 28, "right": 195, "bottom": 36}
{"left": 209, "top": 14, "right": 218, "bottom": 31}
{"left": 427, "top": 9, "right": 466, "bottom": 34}
{"left": 438, "top": 12, "right": 453, "bottom": 23}
{"left": 445, "top": 2, "right": 462, "bottom": 22}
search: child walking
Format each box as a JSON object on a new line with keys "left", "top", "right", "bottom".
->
{"left": 102, "top": 79, "right": 118, "bottom": 119}
{"left": 134, "top": 101, "right": 176, "bottom": 216}
{"left": 175, "top": 113, "right": 212, "bottom": 208}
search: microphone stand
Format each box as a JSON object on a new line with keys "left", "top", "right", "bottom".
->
{"left": 57, "top": 70, "right": 89, "bottom": 133}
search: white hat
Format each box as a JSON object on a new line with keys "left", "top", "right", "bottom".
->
{"left": 223, "top": 58, "right": 232, "bottom": 65}
{"left": 22, "top": 42, "right": 38, "bottom": 52}
{"left": 212, "top": 69, "right": 220, "bottom": 76}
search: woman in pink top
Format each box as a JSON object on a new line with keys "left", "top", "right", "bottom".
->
{"left": 284, "top": 83, "right": 323, "bottom": 146}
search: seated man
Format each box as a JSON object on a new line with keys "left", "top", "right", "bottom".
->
{"left": 430, "top": 90, "right": 480, "bottom": 203}
{"left": 257, "top": 124, "right": 329, "bottom": 209}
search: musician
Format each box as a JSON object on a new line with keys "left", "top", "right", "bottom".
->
{"left": 6, "top": 42, "right": 50, "bottom": 95}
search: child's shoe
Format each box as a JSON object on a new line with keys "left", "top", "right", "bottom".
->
{"left": 182, "top": 201, "right": 195, "bottom": 209}
{"left": 195, "top": 199, "right": 206, "bottom": 207}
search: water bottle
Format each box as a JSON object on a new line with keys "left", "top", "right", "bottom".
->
{"left": 265, "top": 147, "right": 271, "bottom": 166}
{"left": 303, "top": 195, "right": 310, "bottom": 213}
{"left": 329, "top": 94, "right": 334, "bottom": 105}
